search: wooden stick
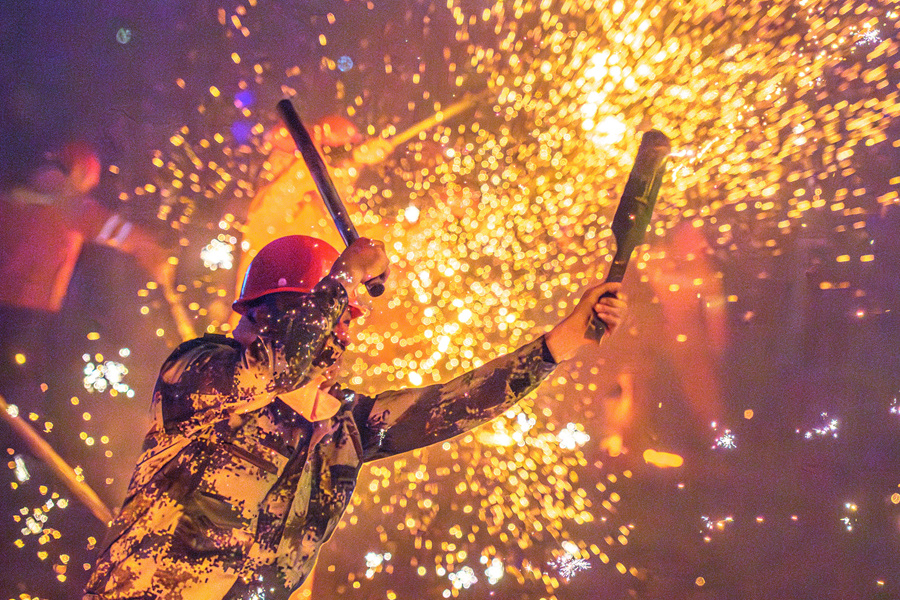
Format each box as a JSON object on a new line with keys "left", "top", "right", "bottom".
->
{"left": 0, "top": 394, "right": 113, "bottom": 524}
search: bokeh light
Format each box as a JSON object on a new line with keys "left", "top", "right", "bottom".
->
{"left": 1, "top": 0, "right": 898, "bottom": 598}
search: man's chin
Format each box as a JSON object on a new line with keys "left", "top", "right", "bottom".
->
{"left": 319, "top": 355, "right": 344, "bottom": 388}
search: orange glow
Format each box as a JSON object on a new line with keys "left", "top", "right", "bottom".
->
{"left": 643, "top": 449, "right": 684, "bottom": 469}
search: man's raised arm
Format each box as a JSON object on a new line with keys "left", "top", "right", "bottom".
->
{"left": 354, "top": 281, "right": 626, "bottom": 461}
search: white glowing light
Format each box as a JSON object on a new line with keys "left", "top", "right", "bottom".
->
{"left": 83, "top": 360, "right": 133, "bottom": 397}
{"left": 516, "top": 412, "right": 535, "bottom": 433}
{"left": 365, "top": 551, "right": 391, "bottom": 568}
{"left": 19, "top": 499, "right": 66, "bottom": 538}
{"left": 487, "top": 412, "right": 539, "bottom": 447}
{"left": 857, "top": 28, "right": 881, "bottom": 45}
{"left": 701, "top": 515, "right": 734, "bottom": 531}
{"left": 14, "top": 455, "right": 30, "bottom": 482}
{"left": 482, "top": 557, "right": 504, "bottom": 585}
{"left": 448, "top": 566, "right": 478, "bottom": 589}
{"left": 364, "top": 551, "right": 391, "bottom": 579}
{"left": 405, "top": 205, "right": 420, "bottom": 222}
{"left": 841, "top": 503, "right": 858, "bottom": 531}
{"left": 550, "top": 550, "right": 591, "bottom": 579}
{"left": 477, "top": 419, "right": 515, "bottom": 447}
{"left": 588, "top": 115, "right": 627, "bottom": 146}
{"left": 201, "top": 238, "right": 234, "bottom": 270}
{"left": 557, "top": 423, "right": 590, "bottom": 450}
{"left": 24, "top": 517, "right": 43, "bottom": 535}
{"left": 713, "top": 430, "right": 736, "bottom": 449}
{"left": 801, "top": 412, "right": 840, "bottom": 439}
{"left": 670, "top": 147, "right": 697, "bottom": 158}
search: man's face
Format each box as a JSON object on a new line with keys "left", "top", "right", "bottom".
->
{"left": 234, "top": 300, "right": 356, "bottom": 385}
{"left": 318, "top": 308, "right": 354, "bottom": 386}
{"left": 333, "top": 308, "right": 353, "bottom": 350}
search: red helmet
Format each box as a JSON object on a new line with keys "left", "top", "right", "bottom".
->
{"left": 233, "top": 235, "right": 361, "bottom": 317}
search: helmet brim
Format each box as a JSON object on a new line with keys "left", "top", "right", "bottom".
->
{"left": 232, "top": 290, "right": 364, "bottom": 319}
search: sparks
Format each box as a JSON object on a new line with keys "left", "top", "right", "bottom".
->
{"left": 364, "top": 551, "right": 391, "bottom": 578}
{"left": 557, "top": 422, "right": 590, "bottom": 450}
{"left": 840, "top": 503, "right": 859, "bottom": 532}
{"left": 83, "top": 359, "right": 134, "bottom": 397}
{"left": 713, "top": 430, "right": 736, "bottom": 450}
{"left": 13, "top": 455, "right": 30, "bottom": 482}
{"left": 550, "top": 553, "right": 591, "bottom": 580}
{"left": 364, "top": 551, "right": 391, "bottom": 569}
{"left": 701, "top": 515, "right": 734, "bottom": 531}
{"left": 856, "top": 28, "right": 881, "bottom": 45}
{"left": 801, "top": 412, "right": 840, "bottom": 439}
{"left": 200, "top": 238, "right": 235, "bottom": 271}
{"left": 448, "top": 566, "right": 478, "bottom": 589}
{"left": 481, "top": 557, "right": 504, "bottom": 585}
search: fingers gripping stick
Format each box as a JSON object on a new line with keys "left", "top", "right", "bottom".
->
{"left": 277, "top": 99, "right": 386, "bottom": 297}
{"left": 588, "top": 130, "right": 671, "bottom": 341}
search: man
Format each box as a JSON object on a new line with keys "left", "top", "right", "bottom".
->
{"left": 84, "top": 234, "right": 626, "bottom": 600}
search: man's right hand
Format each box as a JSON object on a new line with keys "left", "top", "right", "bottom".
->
{"left": 544, "top": 281, "right": 626, "bottom": 362}
{"left": 329, "top": 238, "right": 390, "bottom": 296}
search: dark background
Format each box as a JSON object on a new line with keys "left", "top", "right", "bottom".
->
{"left": 1, "top": 1, "right": 899, "bottom": 599}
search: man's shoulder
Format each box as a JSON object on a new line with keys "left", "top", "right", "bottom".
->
{"left": 158, "top": 333, "right": 241, "bottom": 386}
{"left": 169, "top": 333, "right": 240, "bottom": 358}
{"left": 200, "top": 332, "right": 242, "bottom": 348}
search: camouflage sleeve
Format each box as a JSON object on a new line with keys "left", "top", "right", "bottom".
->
{"left": 354, "top": 336, "right": 558, "bottom": 461}
{"left": 157, "top": 276, "right": 349, "bottom": 430}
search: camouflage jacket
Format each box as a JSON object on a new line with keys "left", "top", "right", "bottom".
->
{"left": 84, "top": 276, "right": 558, "bottom": 600}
